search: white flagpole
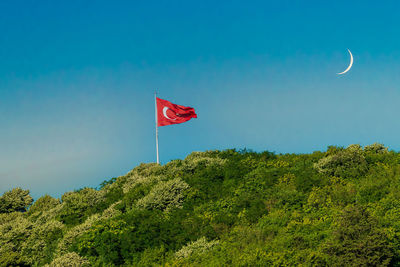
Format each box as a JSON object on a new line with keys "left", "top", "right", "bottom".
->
{"left": 155, "top": 91, "right": 160, "bottom": 164}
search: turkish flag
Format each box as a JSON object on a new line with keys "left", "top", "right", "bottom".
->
{"left": 157, "top": 97, "right": 197, "bottom": 126}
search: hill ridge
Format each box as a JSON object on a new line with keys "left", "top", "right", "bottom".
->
{"left": 0, "top": 143, "right": 398, "bottom": 266}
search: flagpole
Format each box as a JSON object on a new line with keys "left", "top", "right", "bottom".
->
{"left": 155, "top": 91, "right": 160, "bottom": 164}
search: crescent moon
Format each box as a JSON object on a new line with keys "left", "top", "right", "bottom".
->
{"left": 162, "top": 107, "right": 176, "bottom": 120}
{"left": 337, "top": 49, "right": 353, "bottom": 75}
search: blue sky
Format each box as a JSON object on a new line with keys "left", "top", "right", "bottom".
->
{"left": 1, "top": 1, "right": 400, "bottom": 199}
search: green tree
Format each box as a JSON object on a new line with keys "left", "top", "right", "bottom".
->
{"left": 0, "top": 188, "right": 33, "bottom": 213}
{"left": 0, "top": 214, "right": 32, "bottom": 266}
{"left": 315, "top": 144, "right": 368, "bottom": 178}
{"left": 28, "top": 194, "right": 60, "bottom": 214}
{"left": 136, "top": 177, "right": 190, "bottom": 212}
{"left": 58, "top": 188, "right": 105, "bottom": 225}
{"left": 45, "top": 252, "right": 90, "bottom": 267}
{"left": 323, "top": 205, "right": 392, "bottom": 266}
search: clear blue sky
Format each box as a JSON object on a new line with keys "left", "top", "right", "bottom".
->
{"left": 1, "top": 0, "right": 400, "bottom": 199}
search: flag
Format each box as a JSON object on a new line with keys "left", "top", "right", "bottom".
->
{"left": 157, "top": 97, "right": 197, "bottom": 126}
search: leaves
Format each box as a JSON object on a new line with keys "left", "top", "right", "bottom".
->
{"left": 0, "top": 188, "right": 33, "bottom": 213}
{"left": 136, "top": 177, "right": 190, "bottom": 212}
{"left": 2, "top": 144, "right": 400, "bottom": 266}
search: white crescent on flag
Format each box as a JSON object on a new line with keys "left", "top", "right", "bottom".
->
{"left": 162, "top": 106, "right": 177, "bottom": 120}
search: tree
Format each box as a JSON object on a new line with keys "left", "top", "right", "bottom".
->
{"left": 364, "top": 143, "right": 388, "bottom": 154}
{"left": 323, "top": 205, "right": 392, "bottom": 266}
{"left": 58, "top": 188, "right": 105, "bottom": 225}
{"left": 314, "top": 144, "right": 368, "bottom": 178}
{"left": 0, "top": 188, "right": 33, "bottom": 213}
{"left": 45, "top": 252, "right": 90, "bottom": 267}
{"left": 28, "top": 195, "right": 60, "bottom": 214}
{"left": 136, "top": 178, "right": 190, "bottom": 212}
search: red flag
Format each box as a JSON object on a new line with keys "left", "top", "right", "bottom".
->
{"left": 157, "top": 97, "right": 197, "bottom": 126}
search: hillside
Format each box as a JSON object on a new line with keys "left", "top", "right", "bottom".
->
{"left": 1, "top": 143, "right": 399, "bottom": 266}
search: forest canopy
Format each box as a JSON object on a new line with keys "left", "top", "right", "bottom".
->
{"left": 1, "top": 143, "right": 400, "bottom": 266}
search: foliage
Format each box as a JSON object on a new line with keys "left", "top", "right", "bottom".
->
{"left": 0, "top": 214, "right": 32, "bottom": 266}
{"left": 56, "top": 214, "right": 100, "bottom": 255}
{"left": 323, "top": 205, "right": 393, "bottom": 266}
{"left": 314, "top": 144, "right": 368, "bottom": 178}
{"left": 28, "top": 194, "right": 60, "bottom": 215}
{"left": 58, "top": 187, "right": 106, "bottom": 225}
{"left": 2, "top": 144, "right": 400, "bottom": 266}
{"left": 99, "top": 177, "right": 117, "bottom": 189}
{"left": 364, "top": 142, "right": 389, "bottom": 154}
{"left": 175, "top": 237, "right": 219, "bottom": 259}
{"left": 136, "top": 177, "right": 190, "bottom": 212}
{"left": 21, "top": 219, "right": 64, "bottom": 265}
{"left": 0, "top": 187, "right": 33, "bottom": 213}
{"left": 45, "top": 252, "right": 90, "bottom": 267}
